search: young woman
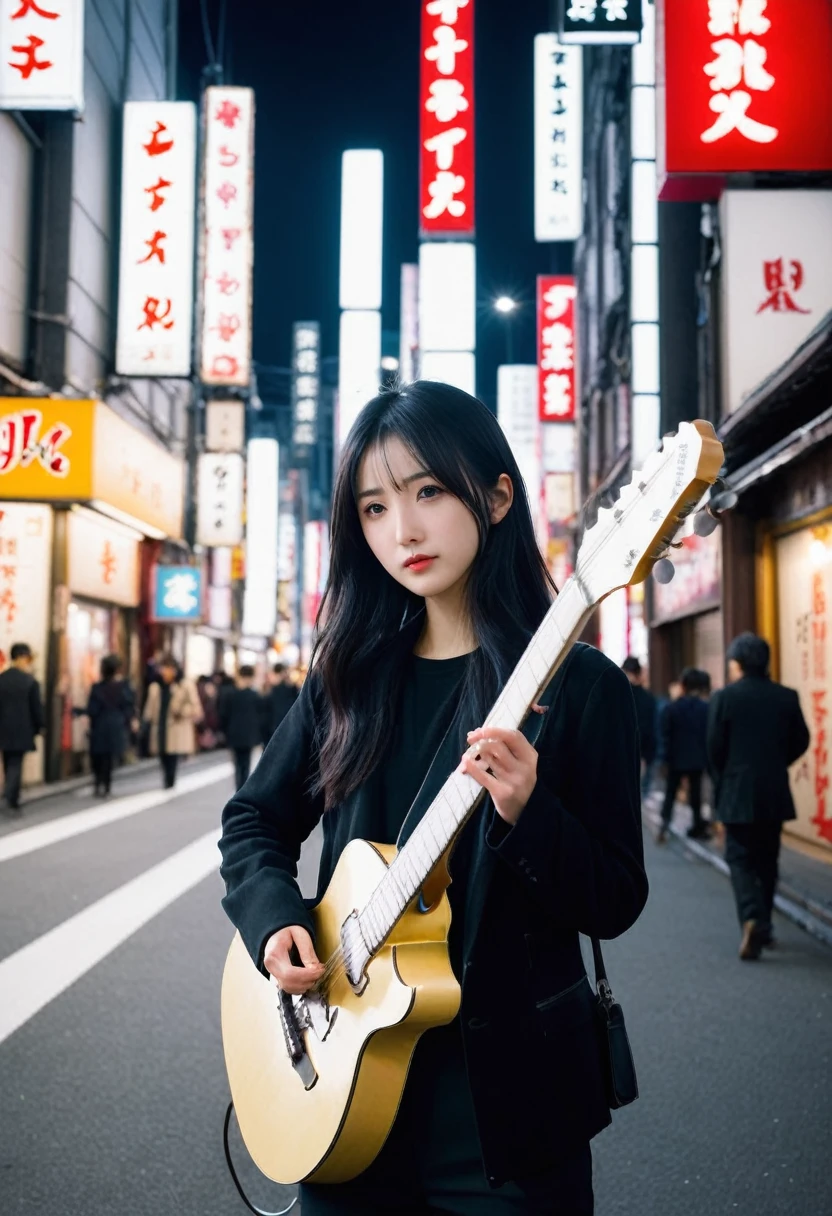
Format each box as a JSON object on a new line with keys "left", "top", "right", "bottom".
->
{"left": 219, "top": 382, "right": 647, "bottom": 1215}
{"left": 142, "top": 656, "right": 199, "bottom": 789}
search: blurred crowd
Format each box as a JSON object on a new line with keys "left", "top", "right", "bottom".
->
{"left": 0, "top": 644, "right": 303, "bottom": 811}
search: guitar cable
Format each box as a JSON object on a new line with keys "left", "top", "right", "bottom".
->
{"left": 223, "top": 1101, "right": 298, "bottom": 1215}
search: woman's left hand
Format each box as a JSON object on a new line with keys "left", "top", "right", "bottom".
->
{"left": 460, "top": 725, "right": 539, "bottom": 826}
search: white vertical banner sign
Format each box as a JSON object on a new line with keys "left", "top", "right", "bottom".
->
{"left": 205, "top": 399, "right": 245, "bottom": 452}
{"left": 399, "top": 263, "right": 419, "bottom": 383}
{"left": 242, "top": 438, "right": 279, "bottom": 637}
{"left": 196, "top": 452, "right": 244, "bottom": 547}
{"left": 200, "top": 86, "right": 255, "bottom": 388}
{"left": 0, "top": 0, "right": 84, "bottom": 111}
{"left": 338, "top": 150, "right": 383, "bottom": 450}
{"left": 0, "top": 503, "right": 52, "bottom": 784}
{"left": 534, "top": 35, "right": 583, "bottom": 243}
{"left": 116, "top": 102, "right": 197, "bottom": 377}
{"left": 497, "top": 365, "right": 542, "bottom": 536}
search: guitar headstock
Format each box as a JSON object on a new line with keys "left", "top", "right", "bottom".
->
{"left": 575, "top": 420, "right": 724, "bottom": 605}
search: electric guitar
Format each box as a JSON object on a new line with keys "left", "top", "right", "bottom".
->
{"left": 221, "top": 419, "right": 724, "bottom": 1185}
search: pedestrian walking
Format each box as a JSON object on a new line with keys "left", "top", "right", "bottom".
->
{"left": 142, "top": 656, "right": 200, "bottom": 789}
{"left": 219, "top": 665, "right": 263, "bottom": 791}
{"left": 195, "top": 675, "right": 220, "bottom": 750}
{"left": 656, "top": 667, "right": 712, "bottom": 844}
{"left": 0, "top": 642, "right": 44, "bottom": 814}
{"left": 708, "top": 633, "right": 810, "bottom": 960}
{"left": 621, "top": 656, "right": 657, "bottom": 799}
{"left": 261, "top": 662, "right": 299, "bottom": 745}
{"left": 85, "top": 654, "right": 135, "bottom": 797}
{"left": 219, "top": 381, "right": 647, "bottom": 1213}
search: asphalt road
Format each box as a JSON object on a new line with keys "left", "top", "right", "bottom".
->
{"left": 0, "top": 760, "right": 830, "bottom": 1216}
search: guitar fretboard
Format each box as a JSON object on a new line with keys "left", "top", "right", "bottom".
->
{"left": 356, "top": 576, "right": 592, "bottom": 955}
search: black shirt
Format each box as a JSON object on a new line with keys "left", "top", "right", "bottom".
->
{"left": 378, "top": 650, "right": 474, "bottom": 976}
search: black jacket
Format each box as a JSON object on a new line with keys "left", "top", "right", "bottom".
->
{"left": 262, "top": 682, "right": 299, "bottom": 743}
{"left": 87, "top": 679, "right": 134, "bottom": 756}
{"left": 219, "top": 641, "right": 648, "bottom": 1185}
{"left": 629, "top": 683, "right": 657, "bottom": 763}
{"left": 707, "top": 675, "right": 810, "bottom": 824}
{"left": 219, "top": 686, "right": 264, "bottom": 750}
{"left": 661, "top": 694, "right": 708, "bottom": 772}
{"left": 0, "top": 667, "right": 44, "bottom": 752}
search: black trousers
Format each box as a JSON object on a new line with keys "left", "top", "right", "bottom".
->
{"left": 160, "top": 753, "right": 179, "bottom": 789}
{"left": 2, "top": 750, "right": 24, "bottom": 808}
{"left": 661, "top": 769, "right": 704, "bottom": 827}
{"left": 724, "top": 822, "right": 781, "bottom": 932}
{"left": 91, "top": 752, "right": 114, "bottom": 793}
{"left": 232, "top": 747, "right": 252, "bottom": 791}
{"left": 300, "top": 1023, "right": 594, "bottom": 1215}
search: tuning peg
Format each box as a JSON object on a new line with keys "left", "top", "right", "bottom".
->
{"left": 710, "top": 488, "right": 738, "bottom": 513}
{"left": 693, "top": 509, "right": 720, "bottom": 537}
{"left": 653, "top": 558, "right": 676, "bottom": 584}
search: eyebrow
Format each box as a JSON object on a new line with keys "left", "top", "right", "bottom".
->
{"left": 356, "top": 469, "right": 433, "bottom": 500}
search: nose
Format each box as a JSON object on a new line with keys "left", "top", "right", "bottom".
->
{"left": 393, "top": 498, "right": 425, "bottom": 548}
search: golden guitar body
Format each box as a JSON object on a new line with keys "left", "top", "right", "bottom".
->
{"left": 221, "top": 838, "right": 461, "bottom": 1185}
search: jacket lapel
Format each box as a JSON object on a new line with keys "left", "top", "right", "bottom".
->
{"left": 461, "top": 645, "right": 583, "bottom": 967}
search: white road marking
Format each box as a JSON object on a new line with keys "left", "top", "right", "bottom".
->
{"left": 0, "top": 830, "right": 222, "bottom": 1045}
{"left": 0, "top": 762, "right": 233, "bottom": 864}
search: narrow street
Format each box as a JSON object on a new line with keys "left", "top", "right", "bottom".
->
{"left": 1, "top": 766, "right": 829, "bottom": 1216}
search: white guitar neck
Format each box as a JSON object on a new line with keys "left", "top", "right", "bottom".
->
{"left": 355, "top": 577, "right": 592, "bottom": 957}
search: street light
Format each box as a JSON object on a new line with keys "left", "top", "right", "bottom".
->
{"left": 493, "top": 296, "right": 519, "bottom": 363}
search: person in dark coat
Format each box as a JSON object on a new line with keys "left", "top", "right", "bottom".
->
{"left": 708, "top": 633, "right": 810, "bottom": 960}
{"left": 621, "top": 656, "right": 657, "bottom": 799}
{"left": 0, "top": 642, "right": 45, "bottom": 813}
{"left": 219, "top": 665, "right": 264, "bottom": 791}
{"left": 219, "top": 383, "right": 648, "bottom": 1211}
{"left": 85, "top": 654, "right": 135, "bottom": 797}
{"left": 657, "top": 667, "right": 711, "bottom": 843}
{"left": 261, "top": 663, "right": 299, "bottom": 745}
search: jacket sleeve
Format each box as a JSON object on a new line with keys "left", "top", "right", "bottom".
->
{"left": 86, "top": 685, "right": 101, "bottom": 721}
{"left": 487, "top": 662, "right": 647, "bottom": 940}
{"left": 707, "top": 690, "right": 728, "bottom": 777}
{"left": 786, "top": 690, "right": 811, "bottom": 766}
{"left": 219, "top": 676, "right": 326, "bottom": 973}
{"left": 143, "top": 683, "right": 157, "bottom": 723}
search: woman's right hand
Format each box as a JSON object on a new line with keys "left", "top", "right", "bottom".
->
{"left": 263, "top": 925, "right": 325, "bottom": 994}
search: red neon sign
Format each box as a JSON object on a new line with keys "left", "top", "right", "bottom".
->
{"left": 537, "top": 275, "right": 577, "bottom": 424}
{"left": 419, "top": 0, "right": 475, "bottom": 236}
{"left": 657, "top": 0, "right": 832, "bottom": 200}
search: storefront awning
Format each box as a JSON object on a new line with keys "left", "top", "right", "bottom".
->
{"left": 719, "top": 309, "right": 832, "bottom": 475}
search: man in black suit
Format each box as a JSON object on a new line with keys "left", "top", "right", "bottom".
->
{"left": 708, "top": 633, "right": 810, "bottom": 960}
{"left": 0, "top": 642, "right": 45, "bottom": 813}
{"left": 261, "top": 663, "right": 298, "bottom": 745}
{"left": 657, "top": 667, "right": 711, "bottom": 843}
{"left": 219, "top": 665, "right": 264, "bottom": 792}
{"left": 621, "top": 656, "right": 657, "bottom": 800}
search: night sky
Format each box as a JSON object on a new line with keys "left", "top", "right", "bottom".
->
{"left": 179, "top": 0, "right": 563, "bottom": 410}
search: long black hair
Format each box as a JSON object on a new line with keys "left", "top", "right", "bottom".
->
{"left": 311, "top": 381, "right": 556, "bottom": 809}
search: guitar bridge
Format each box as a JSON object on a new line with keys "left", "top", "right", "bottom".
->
{"left": 276, "top": 988, "right": 317, "bottom": 1089}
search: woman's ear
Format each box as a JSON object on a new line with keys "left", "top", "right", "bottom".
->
{"left": 490, "top": 474, "right": 514, "bottom": 524}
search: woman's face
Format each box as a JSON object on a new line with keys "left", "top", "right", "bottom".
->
{"left": 356, "top": 436, "right": 510, "bottom": 601}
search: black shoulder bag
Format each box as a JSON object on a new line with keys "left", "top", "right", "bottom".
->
{"left": 528, "top": 648, "right": 639, "bottom": 1112}
{"left": 590, "top": 936, "right": 639, "bottom": 1108}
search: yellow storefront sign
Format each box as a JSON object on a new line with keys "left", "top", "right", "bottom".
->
{"left": 0, "top": 399, "right": 184, "bottom": 539}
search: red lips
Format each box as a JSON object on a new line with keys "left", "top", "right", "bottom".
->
{"left": 404, "top": 554, "right": 435, "bottom": 570}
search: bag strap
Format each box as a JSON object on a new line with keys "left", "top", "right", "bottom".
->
{"left": 520, "top": 644, "right": 618, "bottom": 1010}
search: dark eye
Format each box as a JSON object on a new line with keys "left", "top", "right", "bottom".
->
{"left": 418, "top": 484, "right": 443, "bottom": 500}
{"left": 364, "top": 502, "right": 385, "bottom": 517}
